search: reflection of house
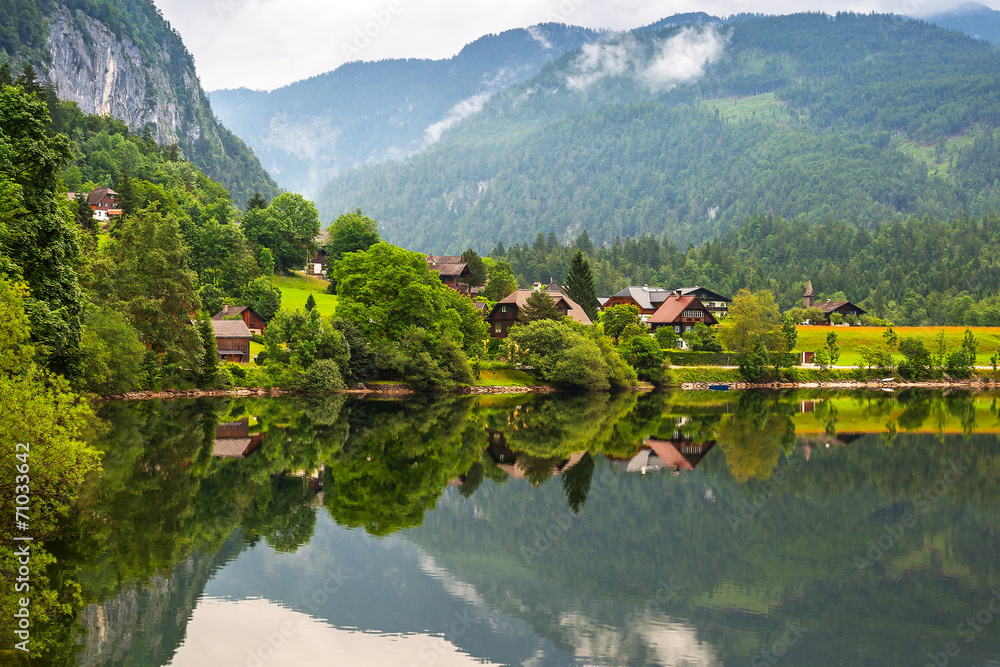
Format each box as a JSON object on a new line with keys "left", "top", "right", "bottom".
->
{"left": 802, "top": 280, "right": 866, "bottom": 324}
{"left": 484, "top": 428, "right": 586, "bottom": 481}
{"left": 799, "top": 433, "right": 865, "bottom": 460}
{"left": 486, "top": 289, "right": 592, "bottom": 338}
{"left": 427, "top": 255, "right": 471, "bottom": 293}
{"left": 213, "top": 305, "right": 266, "bottom": 334}
{"left": 210, "top": 319, "right": 253, "bottom": 363}
{"left": 647, "top": 293, "right": 718, "bottom": 334}
{"left": 212, "top": 418, "right": 264, "bottom": 458}
{"left": 614, "top": 437, "right": 716, "bottom": 475}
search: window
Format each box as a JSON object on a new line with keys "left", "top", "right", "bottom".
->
{"left": 682, "top": 309, "right": 703, "bottom": 318}
{"left": 501, "top": 305, "right": 507, "bottom": 313}
{"left": 684, "top": 325, "right": 693, "bottom": 333}
{"left": 495, "top": 324, "right": 502, "bottom": 333}
{"left": 674, "top": 326, "right": 681, "bottom": 333}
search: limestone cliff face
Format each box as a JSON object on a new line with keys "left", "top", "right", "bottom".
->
{"left": 45, "top": 7, "right": 199, "bottom": 146}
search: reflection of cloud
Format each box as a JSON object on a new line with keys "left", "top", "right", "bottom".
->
{"left": 423, "top": 92, "right": 492, "bottom": 145}
{"left": 527, "top": 25, "right": 553, "bottom": 49}
{"left": 558, "top": 610, "right": 719, "bottom": 666}
{"left": 566, "top": 27, "right": 726, "bottom": 92}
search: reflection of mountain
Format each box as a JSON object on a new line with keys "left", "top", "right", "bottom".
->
{"left": 76, "top": 533, "right": 246, "bottom": 667}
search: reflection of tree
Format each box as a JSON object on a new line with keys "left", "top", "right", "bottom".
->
{"left": 716, "top": 392, "right": 796, "bottom": 482}
{"left": 812, "top": 399, "right": 839, "bottom": 436}
{"left": 240, "top": 475, "right": 319, "bottom": 553}
{"left": 323, "top": 399, "right": 479, "bottom": 536}
{"left": 562, "top": 453, "right": 595, "bottom": 513}
{"left": 944, "top": 391, "right": 977, "bottom": 438}
{"left": 896, "top": 390, "right": 933, "bottom": 432}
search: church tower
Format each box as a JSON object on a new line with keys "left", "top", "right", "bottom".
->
{"left": 803, "top": 280, "right": 816, "bottom": 309}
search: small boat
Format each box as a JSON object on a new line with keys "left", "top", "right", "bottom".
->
{"left": 708, "top": 384, "right": 730, "bottom": 391}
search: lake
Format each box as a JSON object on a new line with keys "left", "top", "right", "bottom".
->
{"left": 35, "top": 390, "right": 1000, "bottom": 665}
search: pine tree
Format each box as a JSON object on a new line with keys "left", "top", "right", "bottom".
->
{"left": 117, "top": 171, "right": 138, "bottom": 216}
{"left": 565, "top": 251, "right": 598, "bottom": 320}
{"left": 305, "top": 293, "right": 316, "bottom": 311}
{"left": 246, "top": 191, "right": 267, "bottom": 212}
{"left": 460, "top": 248, "right": 487, "bottom": 288}
{"left": 519, "top": 289, "right": 563, "bottom": 323}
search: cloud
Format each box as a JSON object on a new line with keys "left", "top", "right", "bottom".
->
{"left": 565, "top": 39, "right": 634, "bottom": 90}
{"left": 527, "top": 25, "right": 553, "bottom": 49}
{"left": 640, "top": 26, "right": 727, "bottom": 90}
{"left": 565, "top": 26, "right": 726, "bottom": 92}
{"left": 423, "top": 92, "right": 492, "bottom": 145}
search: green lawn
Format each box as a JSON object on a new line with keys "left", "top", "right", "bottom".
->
{"left": 274, "top": 272, "right": 338, "bottom": 316}
{"left": 793, "top": 326, "right": 1000, "bottom": 366}
{"left": 697, "top": 93, "right": 792, "bottom": 125}
{"left": 477, "top": 369, "right": 543, "bottom": 387}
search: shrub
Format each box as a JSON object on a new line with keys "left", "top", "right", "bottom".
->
{"left": 298, "top": 358, "right": 346, "bottom": 394}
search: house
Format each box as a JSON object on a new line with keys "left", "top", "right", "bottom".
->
{"left": 210, "top": 318, "right": 253, "bottom": 363}
{"left": 647, "top": 292, "right": 718, "bottom": 334}
{"left": 603, "top": 285, "right": 673, "bottom": 320}
{"left": 426, "top": 255, "right": 472, "bottom": 293}
{"left": 306, "top": 229, "right": 329, "bottom": 276}
{"left": 802, "top": 280, "right": 866, "bottom": 324}
{"left": 213, "top": 305, "right": 266, "bottom": 334}
{"left": 472, "top": 302, "right": 489, "bottom": 317}
{"left": 672, "top": 286, "right": 731, "bottom": 319}
{"left": 88, "top": 187, "right": 123, "bottom": 221}
{"left": 486, "top": 288, "right": 592, "bottom": 338}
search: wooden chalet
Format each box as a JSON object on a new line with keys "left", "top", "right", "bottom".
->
{"left": 88, "top": 187, "right": 123, "bottom": 221}
{"left": 212, "top": 418, "right": 264, "bottom": 458}
{"left": 803, "top": 280, "right": 866, "bottom": 324}
{"left": 427, "top": 255, "right": 472, "bottom": 293}
{"left": 307, "top": 229, "right": 329, "bottom": 276}
{"left": 486, "top": 288, "right": 592, "bottom": 339}
{"left": 647, "top": 292, "right": 718, "bottom": 333}
{"left": 673, "top": 286, "right": 731, "bottom": 319}
{"left": 213, "top": 305, "right": 266, "bottom": 334}
{"left": 210, "top": 318, "right": 253, "bottom": 364}
{"left": 603, "top": 285, "right": 673, "bottom": 320}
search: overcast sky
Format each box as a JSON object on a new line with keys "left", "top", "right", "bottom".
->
{"left": 152, "top": 0, "right": 996, "bottom": 91}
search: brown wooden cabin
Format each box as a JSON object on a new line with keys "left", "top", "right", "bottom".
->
{"left": 210, "top": 318, "right": 252, "bottom": 363}
{"left": 214, "top": 305, "right": 266, "bottom": 335}
{"left": 647, "top": 293, "right": 718, "bottom": 334}
{"left": 486, "top": 289, "right": 591, "bottom": 339}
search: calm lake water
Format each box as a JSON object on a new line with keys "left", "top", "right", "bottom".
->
{"left": 45, "top": 390, "right": 1000, "bottom": 665}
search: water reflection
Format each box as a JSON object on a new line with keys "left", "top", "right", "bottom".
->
{"left": 24, "top": 390, "right": 1000, "bottom": 665}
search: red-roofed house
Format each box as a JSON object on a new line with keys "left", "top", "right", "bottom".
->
{"left": 88, "top": 188, "right": 123, "bottom": 221}
{"left": 647, "top": 293, "right": 718, "bottom": 334}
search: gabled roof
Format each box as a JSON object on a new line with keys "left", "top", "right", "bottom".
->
{"left": 648, "top": 294, "right": 718, "bottom": 325}
{"left": 675, "top": 286, "right": 731, "bottom": 303}
{"left": 426, "top": 255, "right": 470, "bottom": 278}
{"left": 210, "top": 319, "right": 252, "bottom": 338}
{"left": 213, "top": 438, "right": 253, "bottom": 458}
{"left": 817, "top": 299, "right": 866, "bottom": 315}
{"left": 88, "top": 187, "right": 118, "bottom": 206}
{"left": 213, "top": 305, "right": 264, "bottom": 322}
{"left": 546, "top": 280, "right": 567, "bottom": 295}
{"left": 610, "top": 285, "right": 672, "bottom": 311}
{"left": 492, "top": 289, "right": 592, "bottom": 326}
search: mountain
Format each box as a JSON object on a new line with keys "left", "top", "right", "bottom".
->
{"left": 922, "top": 2, "right": 1000, "bottom": 43}
{"left": 208, "top": 24, "right": 604, "bottom": 196}
{"left": 312, "top": 13, "right": 1000, "bottom": 253}
{"left": 0, "top": 0, "right": 279, "bottom": 205}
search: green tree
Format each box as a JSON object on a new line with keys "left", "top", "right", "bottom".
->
{"left": 655, "top": 326, "right": 679, "bottom": 349}
{"left": 77, "top": 307, "right": 146, "bottom": 394}
{"left": 242, "top": 277, "right": 282, "bottom": 322}
{"left": 737, "top": 338, "right": 771, "bottom": 382}
{"left": 519, "top": 289, "right": 563, "bottom": 323}
{"left": 683, "top": 323, "right": 723, "bottom": 352}
{"left": 717, "top": 289, "right": 786, "bottom": 356}
{"left": 601, "top": 304, "right": 642, "bottom": 345}
{"left": 246, "top": 191, "right": 267, "bottom": 211}
{"left": 565, "top": 250, "right": 598, "bottom": 320}
{"left": 460, "top": 248, "right": 488, "bottom": 289}
{"left": 0, "top": 83, "right": 82, "bottom": 378}
{"left": 197, "top": 318, "right": 218, "bottom": 387}
{"left": 483, "top": 260, "right": 518, "bottom": 301}
{"left": 326, "top": 208, "right": 380, "bottom": 261}
{"left": 825, "top": 331, "right": 841, "bottom": 366}
{"left": 305, "top": 293, "right": 316, "bottom": 311}
{"left": 89, "top": 206, "right": 203, "bottom": 365}
{"left": 241, "top": 193, "right": 320, "bottom": 272}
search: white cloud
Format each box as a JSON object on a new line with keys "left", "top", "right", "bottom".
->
{"left": 566, "top": 39, "right": 634, "bottom": 90}
{"left": 565, "top": 26, "right": 727, "bottom": 92}
{"left": 640, "top": 26, "right": 728, "bottom": 90}
{"left": 423, "top": 92, "right": 492, "bottom": 145}
{"left": 527, "top": 25, "right": 553, "bottom": 49}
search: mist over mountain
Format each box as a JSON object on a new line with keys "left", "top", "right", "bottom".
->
{"left": 312, "top": 13, "right": 1000, "bottom": 253}
{"left": 922, "top": 2, "right": 1000, "bottom": 43}
{"left": 209, "top": 24, "right": 604, "bottom": 195}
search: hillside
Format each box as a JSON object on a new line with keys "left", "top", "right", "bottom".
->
{"left": 0, "top": 0, "right": 279, "bottom": 205}
{"left": 923, "top": 2, "right": 1000, "bottom": 43}
{"left": 208, "top": 24, "right": 602, "bottom": 195}
{"left": 313, "top": 13, "right": 1000, "bottom": 253}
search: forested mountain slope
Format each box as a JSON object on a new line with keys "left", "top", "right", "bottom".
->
{"left": 923, "top": 2, "right": 1000, "bottom": 44}
{"left": 0, "top": 0, "right": 279, "bottom": 205}
{"left": 315, "top": 13, "right": 1000, "bottom": 253}
{"left": 209, "top": 24, "right": 603, "bottom": 195}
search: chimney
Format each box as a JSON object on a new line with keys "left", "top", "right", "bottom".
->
{"left": 223, "top": 304, "right": 229, "bottom": 314}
